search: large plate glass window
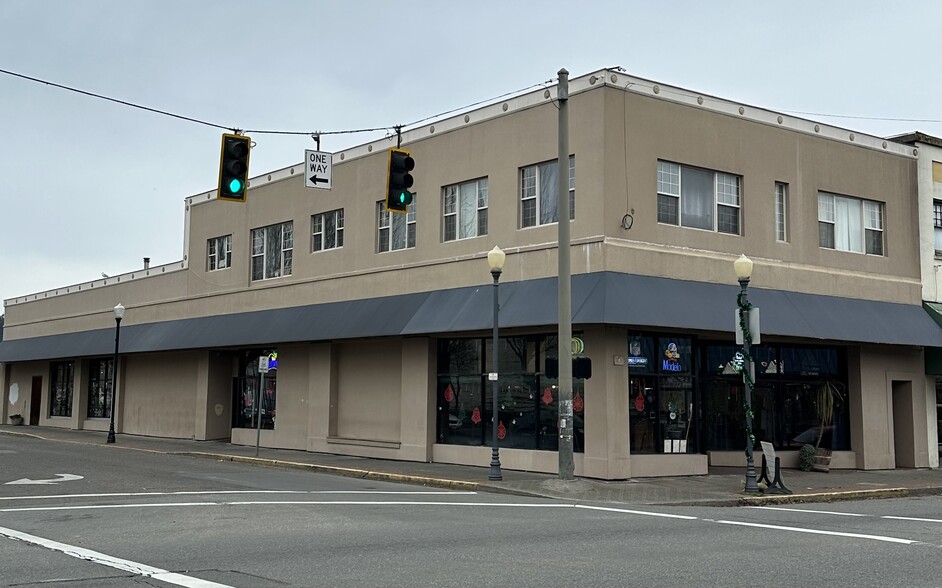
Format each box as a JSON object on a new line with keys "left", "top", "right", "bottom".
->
{"left": 86, "top": 358, "right": 114, "bottom": 418}
{"left": 50, "top": 361, "right": 74, "bottom": 417}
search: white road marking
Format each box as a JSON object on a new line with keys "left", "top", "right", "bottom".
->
{"left": 747, "top": 506, "right": 868, "bottom": 517}
{"left": 714, "top": 519, "right": 917, "bottom": 545}
{"left": 6, "top": 473, "right": 84, "bottom": 485}
{"left": 882, "top": 515, "right": 942, "bottom": 523}
{"left": 0, "top": 489, "right": 476, "bottom": 501}
{"left": 576, "top": 504, "right": 698, "bottom": 520}
{"left": 0, "top": 525, "right": 235, "bottom": 588}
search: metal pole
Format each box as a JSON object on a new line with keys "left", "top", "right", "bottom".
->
{"left": 740, "top": 278, "right": 760, "bottom": 493}
{"left": 107, "top": 317, "right": 121, "bottom": 444}
{"left": 488, "top": 268, "right": 503, "bottom": 481}
{"left": 256, "top": 370, "right": 264, "bottom": 457}
{"left": 557, "top": 68, "right": 574, "bottom": 481}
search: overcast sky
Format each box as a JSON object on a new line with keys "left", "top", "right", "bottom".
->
{"left": 1, "top": 0, "right": 940, "bottom": 310}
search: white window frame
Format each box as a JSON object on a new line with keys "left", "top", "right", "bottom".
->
{"left": 933, "top": 199, "right": 942, "bottom": 254}
{"left": 443, "top": 178, "right": 488, "bottom": 241}
{"left": 520, "top": 155, "right": 575, "bottom": 228}
{"left": 251, "top": 221, "right": 293, "bottom": 281}
{"left": 817, "top": 192, "right": 884, "bottom": 256}
{"left": 377, "top": 197, "right": 416, "bottom": 253}
{"left": 775, "top": 182, "right": 788, "bottom": 242}
{"left": 656, "top": 160, "right": 741, "bottom": 235}
{"left": 312, "top": 209, "right": 344, "bottom": 252}
{"left": 207, "top": 234, "right": 232, "bottom": 271}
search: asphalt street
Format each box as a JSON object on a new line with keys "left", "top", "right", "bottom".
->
{"left": 1, "top": 436, "right": 940, "bottom": 587}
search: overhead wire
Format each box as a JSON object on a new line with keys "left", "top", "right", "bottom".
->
{"left": 0, "top": 67, "right": 562, "bottom": 140}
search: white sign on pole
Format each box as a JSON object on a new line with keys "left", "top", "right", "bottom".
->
{"left": 258, "top": 356, "right": 270, "bottom": 373}
{"left": 304, "top": 150, "right": 332, "bottom": 190}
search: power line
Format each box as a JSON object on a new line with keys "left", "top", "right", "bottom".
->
{"left": 0, "top": 68, "right": 233, "bottom": 131}
{"left": 0, "top": 67, "right": 556, "bottom": 140}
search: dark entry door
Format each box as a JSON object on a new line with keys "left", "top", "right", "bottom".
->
{"left": 29, "top": 376, "right": 42, "bottom": 425}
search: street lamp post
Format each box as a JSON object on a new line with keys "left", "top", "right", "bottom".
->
{"left": 734, "top": 255, "right": 760, "bottom": 493}
{"left": 107, "top": 303, "right": 125, "bottom": 444}
{"left": 487, "top": 246, "right": 505, "bottom": 481}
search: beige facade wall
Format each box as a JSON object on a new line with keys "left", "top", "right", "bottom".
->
{"left": 1, "top": 71, "right": 933, "bottom": 477}
{"left": 122, "top": 352, "right": 198, "bottom": 439}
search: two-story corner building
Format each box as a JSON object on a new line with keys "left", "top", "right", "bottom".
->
{"left": 3, "top": 68, "right": 941, "bottom": 479}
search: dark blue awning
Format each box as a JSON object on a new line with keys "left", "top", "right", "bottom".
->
{"left": 2, "top": 272, "right": 940, "bottom": 362}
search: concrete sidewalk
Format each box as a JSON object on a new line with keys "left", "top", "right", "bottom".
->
{"left": 2, "top": 425, "right": 941, "bottom": 507}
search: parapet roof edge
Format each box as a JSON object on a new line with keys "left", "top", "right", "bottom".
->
{"left": 186, "top": 67, "right": 919, "bottom": 208}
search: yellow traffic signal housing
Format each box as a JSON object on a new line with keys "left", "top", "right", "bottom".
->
{"left": 217, "top": 133, "right": 251, "bottom": 202}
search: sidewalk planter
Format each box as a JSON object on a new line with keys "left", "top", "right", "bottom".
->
{"left": 9, "top": 414, "right": 23, "bottom": 426}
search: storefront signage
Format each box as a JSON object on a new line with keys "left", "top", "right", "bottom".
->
{"left": 627, "top": 356, "right": 648, "bottom": 367}
{"left": 571, "top": 337, "right": 585, "bottom": 355}
{"left": 662, "top": 342, "right": 682, "bottom": 372}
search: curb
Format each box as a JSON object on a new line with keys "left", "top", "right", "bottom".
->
{"left": 179, "top": 452, "right": 481, "bottom": 492}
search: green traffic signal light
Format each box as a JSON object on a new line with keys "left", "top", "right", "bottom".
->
{"left": 217, "top": 133, "right": 251, "bottom": 202}
{"left": 386, "top": 148, "right": 415, "bottom": 213}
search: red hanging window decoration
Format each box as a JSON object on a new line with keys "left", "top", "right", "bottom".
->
{"left": 470, "top": 406, "right": 482, "bottom": 425}
{"left": 497, "top": 420, "right": 507, "bottom": 440}
{"left": 634, "top": 390, "right": 645, "bottom": 412}
{"left": 573, "top": 391, "right": 584, "bottom": 413}
{"left": 443, "top": 383, "right": 455, "bottom": 403}
{"left": 541, "top": 387, "right": 554, "bottom": 406}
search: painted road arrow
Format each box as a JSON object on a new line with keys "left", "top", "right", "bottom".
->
{"left": 6, "top": 474, "right": 84, "bottom": 485}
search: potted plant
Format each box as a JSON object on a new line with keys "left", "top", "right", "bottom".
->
{"left": 812, "top": 379, "right": 846, "bottom": 472}
{"left": 9, "top": 414, "right": 23, "bottom": 426}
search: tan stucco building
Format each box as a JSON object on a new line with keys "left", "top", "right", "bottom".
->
{"left": 3, "top": 68, "right": 940, "bottom": 479}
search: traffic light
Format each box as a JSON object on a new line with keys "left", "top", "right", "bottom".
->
{"left": 217, "top": 133, "right": 251, "bottom": 202}
{"left": 385, "top": 148, "right": 415, "bottom": 213}
{"left": 573, "top": 357, "right": 593, "bottom": 380}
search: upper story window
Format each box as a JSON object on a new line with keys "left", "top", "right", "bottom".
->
{"left": 818, "top": 192, "right": 884, "bottom": 256}
{"left": 251, "top": 221, "right": 293, "bottom": 280}
{"left": 207, "top": 235, "right": 232, "bottom": 271}
{"left": 443, "top": 178, "right": 488, "bottom": 241}
{"left": 521, "top": 155, "right": 575, "bottom": 228}
{"left": 933, "top": 199, "right": 942, "bottom": 254}
{"left": 775, "top": 182, "right": 788, "bottom": 242}
{"left": 377, "top": 198, "right": 416, "bottom": 253}
{"left": 312, "top": 209, "right": 344, "bottom": 252}
{"left": 657, "top": 161, "right": 741, "bottom": 235}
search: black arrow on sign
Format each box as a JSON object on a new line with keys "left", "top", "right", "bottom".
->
{"left": 309, "top": 175, "right": 328, "bottom": 185}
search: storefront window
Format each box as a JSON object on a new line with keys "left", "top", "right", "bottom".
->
{"left": 437, "top": 335, "right": 583, "bottom": 453}
{"left": 702, "top": 343, "right": 849, "bottom": 452}
{"left": 50, "top": 361, "right": 74, "bottom": 417}
{"left": 233, "top": 350, "right": 277, "bottom": 429}
{"left": 628, "top": 334, "right": 695, "bottom": 454}
{"left": 86, "top": 358, "right": 113, "bottom": 418}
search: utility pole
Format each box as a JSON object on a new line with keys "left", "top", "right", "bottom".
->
{"left": 557, "top": 68, "right": 574, "bottom": 481}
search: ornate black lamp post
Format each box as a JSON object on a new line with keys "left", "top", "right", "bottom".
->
{"left": 734, "top": 255, "right": 760, "bottom": 493}
{"left": 107, "top": 303, "right": 124, "bottom": 444}
{"left": 487, "top": 246, "right": 505, "bottom": 481}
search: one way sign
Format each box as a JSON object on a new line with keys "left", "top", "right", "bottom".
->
{"left": 304, "top": 150, "right": 332, "bottom": 190}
